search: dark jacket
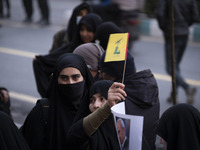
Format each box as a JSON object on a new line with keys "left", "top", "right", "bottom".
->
{"left": 156, "top": 0, "right": 199, "bottom": 35}
{"left": 120, "top": 69, "right": 160, "bottom": 150}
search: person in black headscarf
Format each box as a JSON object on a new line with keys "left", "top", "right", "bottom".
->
{"left": 67, "top": 80, "right": 127, "bottom": 150}
{"left": 99, "top": 51, "right": 160, "bottom": 150}
{"left": 156, "top": 103, "right": 200, "bottom": 150}
{"left": 95, "top": 21, "right": 122, "bottom": 50}
{"left": 0, "top": 87, "right": 12, "bottom": 118}
{"left": 0, "top": 111, "right": 30, "bottom": 150}
{"left": 49, "top": 3, "right": 91, "bottom": 52}
{"left": 33, "top": 13, "right": 102, "bottom": 98}
{"left": 21, "top": 53, "right": 94, "bottom": 150}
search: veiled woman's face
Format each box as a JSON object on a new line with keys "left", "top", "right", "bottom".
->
{"left": 80, "top": 24, "right": 94, "bottom": 43}
{"left": 58, "top": 67, "right": 83, "bottom": 84}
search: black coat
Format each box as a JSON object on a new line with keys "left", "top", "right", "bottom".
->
{"left": 120, "top": 69, "right": 160, "bottom": 150}
{"left": 156, "top": 0, "right": 199, "bottom": 36}
{"left": 156, "top": 103, "right": 200, "bottom": 150}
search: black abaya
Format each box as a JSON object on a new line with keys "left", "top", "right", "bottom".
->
{"left": 21, "top": 54, "right": 94, "bottom": 150}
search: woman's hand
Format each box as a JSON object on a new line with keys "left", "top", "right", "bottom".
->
{"left": 107, "top": 82, "right": 127, "bottom": 108}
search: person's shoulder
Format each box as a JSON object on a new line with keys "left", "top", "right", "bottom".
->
{"left": 37, "top": 98, "right": 49, "bottom": 107}
{"left": 133, "top": 69, "right": 154, "bottom": 78}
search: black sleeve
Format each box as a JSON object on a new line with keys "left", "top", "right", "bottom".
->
{"left": 20, "top": 100, "right": 46, "bottom": 150}
{"left": 155, "top": 0, "right": 168, "bottom": 31}
{"left": 67, "top": 119, "right": 90, "bottom": 150}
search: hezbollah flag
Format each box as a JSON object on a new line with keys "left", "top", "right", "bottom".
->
{"left": 104, "top": 33, "right": 129, "bottom": 62}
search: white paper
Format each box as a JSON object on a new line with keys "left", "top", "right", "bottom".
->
{"left": 111, "top": 102, "right": 144, "bottom": 150}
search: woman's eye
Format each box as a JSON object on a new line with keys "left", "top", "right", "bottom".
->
{"left": 72, "top": 75, "right": 80, "bottom": 80}
{"left": 100, "top": 97, "right": 106, "bottom": 101}
{"left": 90, "top": 99, "right": 95, "bottom": 104}
{"left": 60, "top": 75, "right": 68, "bottom": 81}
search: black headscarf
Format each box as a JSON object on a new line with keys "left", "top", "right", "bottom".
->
{"left": 99, "top": 51, "right": 136, "bottom": 80}
{"left": 72, "top": 13, "right": 103, "bottom": 46}
{"left": 95, "top": 21, "right": 122, "bottom": 50}
{"left": 34, "top": 13, "right": 102, "bottom": 98}
{"left": 45, "top": 53, "right": 94, "bottom": 150}
{"left": 89, "top": 80, "right": 113, "bottom": 99}
{"left": 156, "top": 103, "right": 200, "bottom": 150}
{"left": 0, "top": 111, "right": 30, "bottom": 150}
{"left": 67, "top": 3, "right": 91, "bottom": 42}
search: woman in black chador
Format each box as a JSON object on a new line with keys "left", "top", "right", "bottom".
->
{"left": 21, "top": 53, "right": 94, "bottom": 150}
{"left": 67, "top": 80, "right": 127, "bottom": 150}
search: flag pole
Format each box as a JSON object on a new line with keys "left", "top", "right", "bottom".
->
{"left": 170, "top": 0, "right": 177, "bottom": 105}
{"left": 122, "top": 60, "right": 127, "bottom": 84}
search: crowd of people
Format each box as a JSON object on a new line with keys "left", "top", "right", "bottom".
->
{"left": 1, "top": 0, "right": 200, "bottom": 150}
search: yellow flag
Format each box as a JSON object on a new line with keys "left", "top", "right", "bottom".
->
{"left": 104, "top": 33, "right": 129, "bottom": 62}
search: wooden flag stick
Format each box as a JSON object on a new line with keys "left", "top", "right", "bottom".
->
{"left": 122, "top": 60, "right": 127, "bottom": 84}
{"left": 170, "top": 0, "right": 177, "bottom": 105}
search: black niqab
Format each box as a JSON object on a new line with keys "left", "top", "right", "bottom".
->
{"left": 45, "top": 53, "right": 94, "bottom": 150}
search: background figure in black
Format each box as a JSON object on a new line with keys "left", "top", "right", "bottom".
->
{"left": 0, "top": 111, "right": 31, "bottom": 150}
{"left": 0, "top": 0, "right": 10, "bottom": 18}
{"left": 0, "top": 87, "right": 12, "bottom": 118}
{"left": 95, "top": 21, "right": 123, "bottom": 50}
{"left": 156, "top": 103, "right": 200, "bottom": 150}
{"left": 49, "top": 2, "right": 91, "bottom": 52}
{"left": 22, "top": 0, "right": 50, "bottom": 25}
{"left": 156, "top": 0, "right": 199, "bottom": 104}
